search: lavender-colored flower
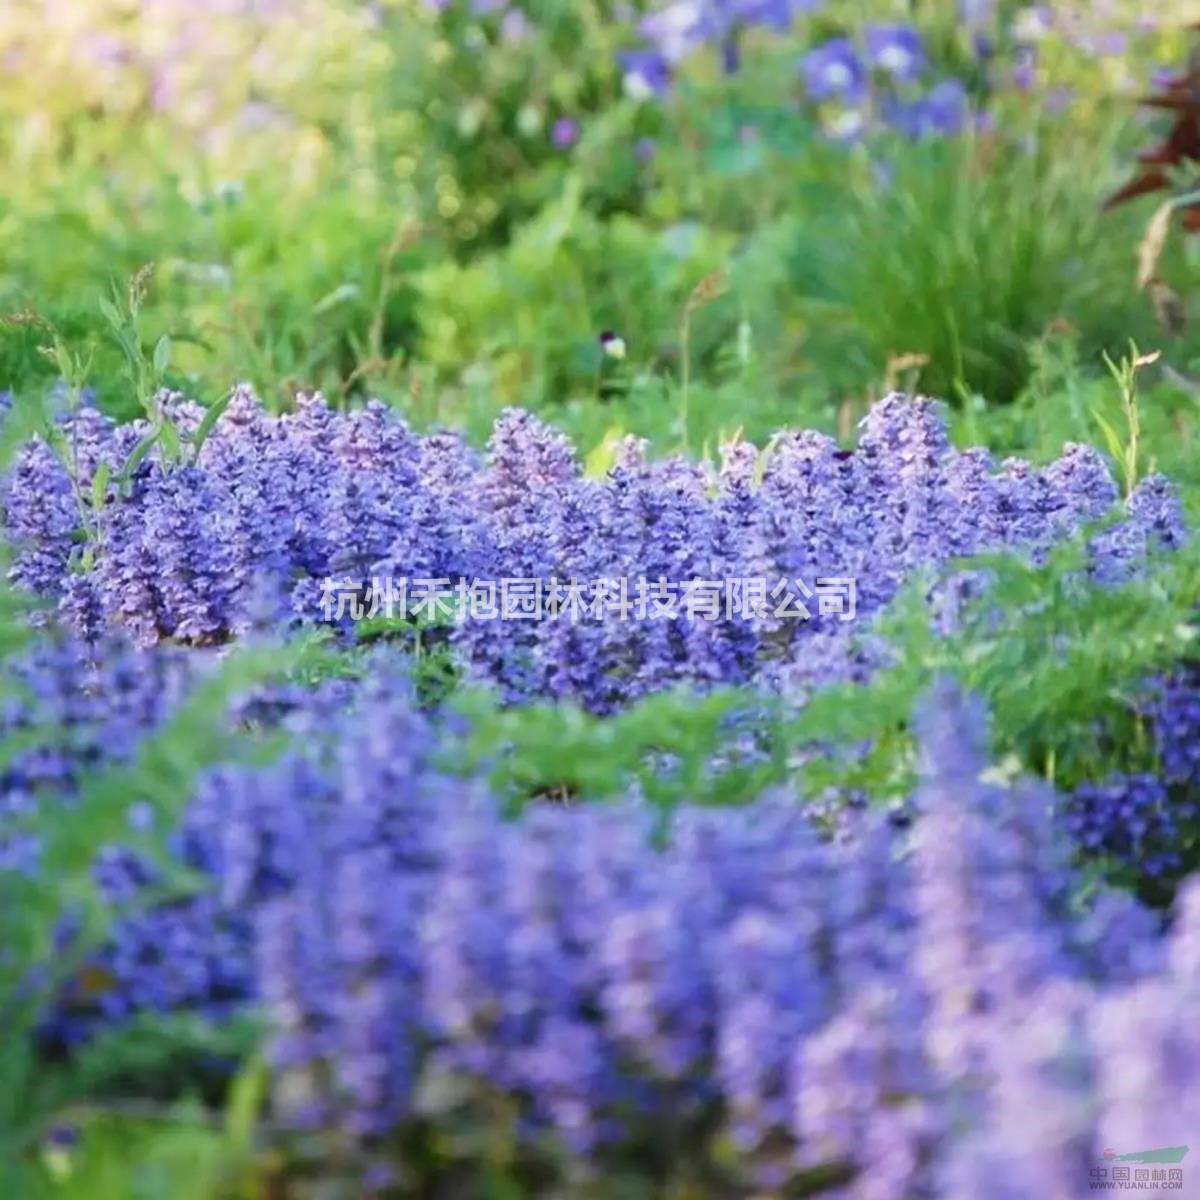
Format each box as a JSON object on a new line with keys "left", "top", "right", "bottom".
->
{"left": 499, "top": 9, "right": 530, "bottom": 42}
{"left": 731, "top": 0, "right": 819, "bottom": 29}
{"left": 1012, "top": 46, "right": 1037, "bottom": 90}
{"left": 8, "top": 636, "right": 1200, "bottom": 1191}
{"left": 619, "top": 0, "right": 822, "bottom": 94}
{"left": 1, "top": 390, "right": 1184, "bottom": 737}
{"left": 637, "top": 2, "right": 717, "bottom": 64}
{"left": 886, "top": 80, "right": 971, "bottom": 138}
{"left": 800, "top": 37, "right": 866, "bottom": 103}
{"left": 1128, "top": 474, "right": 1187, "bottom": 553}
{"left": 620, "top": 50, "right": 672, "bottom": 100}
{"left": 918, "top": 79, "right": 971, "bottom": 135}
{"left": 864, "top": 24, "right": 926, "bottom": 82}
{"left": 1146, "top": 669, "right": 1200, "bottom": 790}
{"left": 958, "top": 0, "right": 994, "bottom": 25}
{"left": 1065, "top": 774, "right": 1187, "bottom": 879}
{"left": 634, "top": 135, "right": 658, "bottom": 161}
{"left": 551, "top": 117, "right": 579, "bottom": 149}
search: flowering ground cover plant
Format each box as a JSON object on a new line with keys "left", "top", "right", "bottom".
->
{"left": 3, "top": 627, "right": 1200, "bottom": 1195}
{"left": 2, "top": 389, "right": 1183, "bottom": 700}
{"left": 6, "top": 1, "right": 1200, "bottom": 1197}
{"left": 1, "top": 382, "right": 1200, "bottom": 1195}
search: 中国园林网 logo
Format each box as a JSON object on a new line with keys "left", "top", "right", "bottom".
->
{"left": 1091, "top": 1146, "right": 1188, "bottom": 1189}
{"left": 1100, "top": 1147, "right": 1189, "bottom": 1164}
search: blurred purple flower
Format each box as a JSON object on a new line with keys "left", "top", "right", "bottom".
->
{"left": 1090, "top": 30, "right": 1128, "bottom": 57}
{"left": 1045, "top": 85, "right": 1074, "bottom": 115}
{"left": 500, "top": 8, "right": 530, "bottom": 41}
{"left": 620, "top": 49, "right": 672, "bottom": 99}
{"left": 638, "top": 2, "right": 716, "bottom": 64}
{"left": 730, "top": 0, "right": 820, "bottom": 30}
{"left": 958, "top": 0, "right": 994, "bottom": 24}
{"left": 551, "top": 117, "right": 579, "bottom": 149}
{"left": 800, "top": 37, "right": 866, "bottom": 103}
{"left": 920, "top": 79, "right": 970, "bottom": 134}
{"left": 1012, "top": 46, "right": 1037, "bottom": 90}
{"left": 864, "top": 25, "right": 925, "bottom": 82}
{"left": 1151, "top": 65, "right": 1181, "bottom": 92}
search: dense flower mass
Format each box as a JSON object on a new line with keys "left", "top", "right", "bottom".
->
{"left": 620, "top": 0, "right": 823, "bottom": 92}
{"left": 19, "top": 668, "right": 1198, "bottom": 1192}
{"left": 1, "top": 390, "right": 1184, "bottom": 716}
{"left": 0, "top": 385, "right": 1194, "bottom": 1191}
{"left": 246, "top": 684, "right": 1200, "bottom": 1191}
{"left": 0, "top": 383, "right": 1195, "bottom": 1189}
{"left": 0, "top": 634, "right": 355, "bottom": 1046}
{"left": 1063, "top": 667, "right": 1200, "bottom": 882}
{"left": 0, "top": 637, "right": 196, "bottom": 880}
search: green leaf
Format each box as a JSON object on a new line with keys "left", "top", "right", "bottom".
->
{"left": 1092, "top": 408, "right": 1125, "bottom": 466}
{"left": 43, "top": 423, "right": 72, "bottom": 471}
{"left": 90, "top": 460, "right": 111, "bottom": 515}
{"left": 116, "top": 429, "right": 161, "bottom": 489}
{"left": 96, "top": 296, "right": 123, "bottom": 331}
{"left": 159, "top": 418, "right": 182, "bottom": 465}
{"left": 189, "top": 392, "right": 233, "bottom": 462}
{"left": 224, "top": 1054, "right": 267, "bottom": 1156}
{"left": 152, "top": 334, "right": 172, "bottom": 378}
{"left": 311, "top": 283, "right": 360, "bottom": 316}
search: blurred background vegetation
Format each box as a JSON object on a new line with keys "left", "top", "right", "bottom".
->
{"left": 1, "top": 0, "right": 1198, "bottom": 473}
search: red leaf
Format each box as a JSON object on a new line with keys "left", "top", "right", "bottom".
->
{"left": 1103, "top": 167, "right": 1171, "bottom": 210}
{"left": 1137, "top": 114, "right": 1200, "bottom": 165}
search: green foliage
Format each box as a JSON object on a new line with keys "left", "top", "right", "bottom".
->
{"left": 789, "top": 118, "right": 1167, "bottom": 405}
{"left": 442, "top": 526, "right": 1200, "bottom": 844}
{"left": 0, "top": 2, "right": 1189, "bottom": 438}
{"left": 0, "top": 170, "right": 430, "bottom": 414}
{"left": 416, "top": 178, "right": 734, "bottom": 414}
{"left": 794, "top": 538, "right": 1200, "bottom": 803}
{"left": 449, "top": 684, "right": 790, "bottom": 825}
